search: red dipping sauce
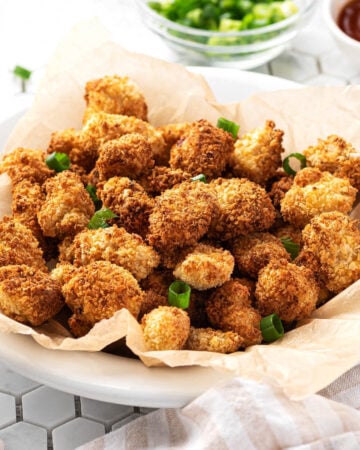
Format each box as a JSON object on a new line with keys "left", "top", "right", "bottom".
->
{"left": 338, "top": 0, "right": 360, "bottom": 42}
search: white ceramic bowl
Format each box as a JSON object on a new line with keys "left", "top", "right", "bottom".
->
{"left": 323, "top": 0, "right": 360, "bottom": 69}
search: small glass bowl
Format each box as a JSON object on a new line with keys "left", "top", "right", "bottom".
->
{"left": 135, "top": 0, "right": 317, "bottom": 69}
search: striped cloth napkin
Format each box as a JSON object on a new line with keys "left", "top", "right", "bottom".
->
{"left": 78, "top": 364, "right": 360, "bottom": 450}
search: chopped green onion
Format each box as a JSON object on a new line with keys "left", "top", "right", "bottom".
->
{"left": 13, "top": 65, "right": 32, "bottom": 80}
{"left": 282, "top": 153, "right": 306, "bottom": 176}
{"left": 86, "top": 185, "right": 102, "bottom": 210}
{"left": 87, "top": 208, "right": 118, "bottom": 229}
{"left": 280, "top": 236, "right": 300, "bottom": 260}
{"left": 217, "top": 117, "right": 240, "bottom": 139}
{"left": 168, "top": 280, "right": 191, "bottom": 309}
{"left": 191, "top": 173, "right": 207, "bottom": 183}
{"left": 260, "top": 314, "right": 284, "bottom": 343}
{"left": 45, "top": 152, "right": 70, "bottom": 172}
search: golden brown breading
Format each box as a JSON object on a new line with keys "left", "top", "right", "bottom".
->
{"left": 0, "top": 147, "right": 54, "bottom": 185}
{"left": 64, "top": 225, "right": 159, "bottom": 281}
{"left": 173, "top": 243, "right": 234, "bottom": 290}
{"left": 280, "top": 168, "right": 357, "bottom": 228}
{"left": 156, "top": 122, "right": 191, "bottom": 166}
{"left": 272, "top": 223, "right": 303, "bottom": 247}
{"left": 147, "top": 181, "right": 218, "bottom": 251}
{"left": 83, "top": 75, "right": 148, "bottom": 123}
{"left": 95, "top": 133, "right": 154, "bottom": 181}
{"left": 138, "top": 291, "right": 168, "bottom": 320}
{"left": 0, "top": 264, "right": 64, "bottom": 326}
{"left": 299, "top": 211, "right": 360, "bottom": 293}
{"left": 37, "top": 171, "right": 95, "bottom": 238}
{"left": 255, "top": 259, "right": 318, "bottom": 322}
{"left": 169, "top": 119, "right": 234, "bottom": 179}
{"left": 208, "top": 178, "right": 276, "bottom": 241}
{"left": 236, "top": 278, "right": 256, "bottom": 303}
{"left": 186, "top": 327, "right": 243, "bottom": 353}
{"left": 139, "top": 166, "right": 192, "bottom": 196}
{"left": 50, "top": 262, "right": 78, "bottom": 286}
{"left": 206, "top": 279, "right": 262, "bottom": 347}
{"left": 0, "top": 216, "right": 47, "bottom": 272}
{"left": 229, "top": 120, "right": 284, "bottom": 185}
{"left": 231, "top": 232, "right": 290, "bottom": 279}
{"left": 141, "top": 305, "right": 190, "bottom": 350}
{"left": 81, "top": 112, "right": 165, "bottom": 165}
{"left": 268, "top": 175, "right": 294, "bottom": 208}
{"left": 140, "top": 268, "right": 174, "bottom": 297}
{"left": 63, "top": 261, "right": 144, "bottom": 337}
{"left": 97, "top": 177, "right": 154, "bottom": 238}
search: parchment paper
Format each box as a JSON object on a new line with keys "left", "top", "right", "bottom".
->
{"left": 2, "top": 19, "right": 360, "bottom": 399}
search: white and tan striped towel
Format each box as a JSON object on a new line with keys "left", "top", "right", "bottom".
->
{"left": 78, "top": 364, "right": 360, "bottom": 450}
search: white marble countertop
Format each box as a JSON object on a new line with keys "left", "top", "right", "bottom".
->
{"left": 0, "top": 1, "right": 359, "bottom": 449}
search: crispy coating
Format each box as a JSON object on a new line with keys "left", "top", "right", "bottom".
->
{"left": 299, "top": 211, "right": 360, "bottom": 293}
{"left": 50, "top": 262, "right": 77, "bottom": 285}
{"left": 280, "top": 168, "right": 357, "bottom": 228}
{"left": 169, "top": 119, "right": 234, "bottom": 179}
{"left": 0, "top": 147, "right": 54, "bottom": 185}
{"left": 231, "top": 232, "right": 290, "bottom": 279}
{"left": 0, "top": 265, "right": 64, "bottom": 326}
{"left": 138, "top": 291, "right": 168, "bottom": 320}
{"left": 255, "top": 259, "right": 318, "bottom": 322}
{"left": 186, "top": 327, "right": 243, "bottom": 353}
{"left": 81, "top": 112, "right": 165, "bottom": 165}
{"left": 229, "top": 120, "right": 284, "bottom": 185}
{"left": 63, "top": 261, "right": 144, "bottom": 337}
{"left": 83, "top": 75, "right": 148, "bottom": 123}
{"left": 139, "top": 166, "right": 191, "bottom": 196}
{"left": 209, "top": 178, "right": 276, "bottom": 240}
{"left": 173, "top": 243, "right": 234, "bottom": 290}
{"left": 141, "top": 306, "right": 190, "bottom": 351}
{"left": 97, "top": 177, "right": 154, "bottom": 237}
{"left": 272, "top": 223, "right": 303, "bottom": 247}
{"left": 268, "top": 175, "right": 294, "bottom": 208}
{"left": 156, "top": 122, "right": 191, "bottom": 166}
{"left": 140, "top": 268, "right": 174, "bottom": 297}
{"left": 0, "top": 216, "right": 47, "bottom": 272}
{"left": 206, "top": 279, "right": 262, "bottom": 347}
{"left": 37, "top": 171, "right": 95, "bottom": 238}
{"left": 95, "top": 133, "right": 154, "bottom": 181}
{"left": 147, "top": 181, "right": 218, "bottom": 251}
{"left": 64, "top": 225, "right": 160, "bottom": 281}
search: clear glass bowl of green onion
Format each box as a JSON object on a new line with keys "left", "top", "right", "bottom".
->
{"left": 135, "top": 0, "right": 316, "bottom": 69}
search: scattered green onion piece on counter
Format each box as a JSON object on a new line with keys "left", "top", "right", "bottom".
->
{"left": 13, "top": 65, "right": 32, "bottom": 80}
{"left": 86, "top": 184, "right": 102, "bottom": 210}
{"left": 168, "top": 280, "right": 191, "bottom": 309}
{"left": 260, "top": 314, "right": 284, "bottom": 343}
{"left": 217, "top": 117, "right": 240, "bottom": 139}
{"left": 282, "top": 152, "right": 306, "bottom": 176}
{"left": 191, "top": 173, "right": 207, "bottom": 183}
{"left": 87, "top": 208, "right": 118, "bottom": 230}
{"left": 45, "top": 152, "right": 70, "bottom": 172}
{"left": 280, "top": 236, "right": 300, "bottom": 260}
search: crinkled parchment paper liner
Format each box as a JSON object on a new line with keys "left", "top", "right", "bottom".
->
{"left": 1, "top": 19, "right": 360, "bottom": 399}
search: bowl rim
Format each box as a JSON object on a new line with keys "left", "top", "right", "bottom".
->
{"left": 322, "top": 0, "right": 360, "bottom": 48}
{"left": 135, "top": 0, "right": 315, "bottom": 38}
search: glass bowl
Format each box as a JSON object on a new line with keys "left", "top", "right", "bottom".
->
{"left": 135, "top": 0, "right": 317, "bottom": 69}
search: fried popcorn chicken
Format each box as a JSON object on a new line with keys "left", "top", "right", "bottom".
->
{"left": 139, "top": 166, "right": 191, "bottom": 196}
{"left": 95, "top": 133, "right": 154, "bottom": 181}
{"left": 173, "top": 243, "right": 234, "bottom": 290}
{"left": 38, "top": 171, "right": 95, "bottom": 238}
{"left": 81, "top": 112, "right": 165, "bottom": 165}
{"left": 206, "top": 279, "right": 262, "bottom": 347}
{"left": 83, "top": 75, "right": 148, "bottom": 123}
{"left": 0, "top": 265, "right": 63, "bottom": 326}
{"left": 63, "top": 261, "right": 144, "bottom": 337}
{"left": 280, "top": 168, "right": 357, "bottom": 228}
{"left": 231, "top": 232, "right": 290, "bottom": 279}
{"left": 156, "top": 122, "right": 191, "bottom": 165}
{"left": 186, "top": 327, "right": 243, "bottom": 353}
{"left": 169, "top": 119, "right": 234, "bottom": 179}
{"left": 140, "top": 268, "right": 174, "bottom": 297}
{"left": 229, "top": 120, "right": 284, "bottom": 185}
{"left": 299, "top": 211, "right": 360, "bottom": 293}
{"left": 0, "top": 216, "right": 47, "bottom": 272}
{"left": 303, "top": 135, "right": 360, "bottom": 190}
{"left": 272, "top": 223, "right": 303, "bottom": 247}
{"left": 63, "top": 225, "right": 159, "bottom": 281}
{"left": 147, "top": 181, "right": 218, "bottom": 252}
{"left": 138, "top": 291, "right": 168, "bottom": 320}
{"left": 255, "top": 259, "right": 318, "bottom": 322}
{"left": 50, "top": 262, "right": 77, "bottom": 285}
{"left": 97, "top": 177, "right": 154, "bottom": 237}
{"left": 268, "top": 175, "right": 294, "bottom": 208}
{"left": 141, "top": 305, "right": 190, "bottom": 350}
{"left": 208, "top": 178, "right": 276, "bottom": 241}
{"left": 0, "top": 147, "right": 54, "bottom": 185}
